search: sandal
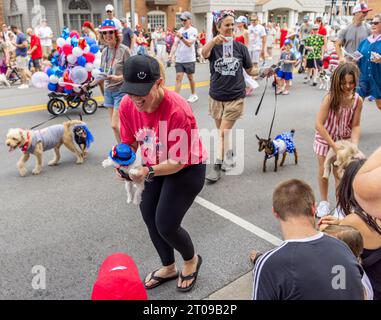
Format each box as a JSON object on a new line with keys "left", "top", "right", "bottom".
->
{"left": 177, "top": 254, "right": 203, "bottom": 292}
{"left": 144, "top": 269, "right": 179, "bottom": 290}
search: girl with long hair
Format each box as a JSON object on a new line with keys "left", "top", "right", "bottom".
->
{"left": 314, "top": 63, "right": 363, "bottom": 217}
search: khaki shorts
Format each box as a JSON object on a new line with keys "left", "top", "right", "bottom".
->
{"left": 16, "top": 56, "right": 29, "bottom": 69}
{"left": 208, "top": 97, "right": 245, "bottom": 121}
{"left": 42, "top": 46, "right": 52, "bottom": 57}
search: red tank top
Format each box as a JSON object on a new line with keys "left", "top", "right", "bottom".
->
{"left": 235, "top": 35, "right": 245, "bottom": 44}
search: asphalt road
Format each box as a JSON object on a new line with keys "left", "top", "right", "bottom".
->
{"left": 0, "top": 62, "right": 380, "bottom": 300}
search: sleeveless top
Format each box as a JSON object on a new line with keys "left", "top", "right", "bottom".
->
{"left": 235, "top": 35, "right": 245, "bottom": 45}
{"left": 361, "top": 247, "right": 381, "bottom": 300}
{"left": 314, "top": 93, "right": 359, "bottom": 146}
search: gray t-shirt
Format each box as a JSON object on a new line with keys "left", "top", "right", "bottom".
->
{"left": 337, "top": 23, "right": 371, "bottom": 54}
{"left": 280, "top": 51, "right": 296, "bottom": 73}
{"left": 300, "top": 23, "right": 312, "bottom": 41}
{"left": 101, "top": 43, "right": 130, "bottom": 92}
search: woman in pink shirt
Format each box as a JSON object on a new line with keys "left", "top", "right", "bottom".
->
{"left": 119, "top": 55, "right": 208, "bottom": 293}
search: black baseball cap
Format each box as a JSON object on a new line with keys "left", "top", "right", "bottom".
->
{"left": 121, "top": 55, "right": 161, "bottom": 96}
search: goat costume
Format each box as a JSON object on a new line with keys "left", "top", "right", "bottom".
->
{"left": 265, "top": 131, "right": 296, "bottom": 159}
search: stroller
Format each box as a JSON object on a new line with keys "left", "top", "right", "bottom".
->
{"left": 47, "top": 82, "right": 98, "bottom": 115}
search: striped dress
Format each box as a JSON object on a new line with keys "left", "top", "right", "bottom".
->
{"left": 313, "top": 93, "right": 359, "bottom": 157}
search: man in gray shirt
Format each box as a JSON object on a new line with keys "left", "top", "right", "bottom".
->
{"left": 252, "top": 179, "right": 364, "bottom": 300}
{"left": 336, "top": 2, "right": 372, "bottom": 62}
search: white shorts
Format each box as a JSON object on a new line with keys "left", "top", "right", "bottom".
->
{"left": 249, "top": 50, "right": 261, "bottom": 64}
{"left": 16, "top": 56, "right": 29, "bottom": 69}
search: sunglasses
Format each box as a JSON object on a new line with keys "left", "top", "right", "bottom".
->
{"left": 101, "top": 30, "right": 115, "bottom": 35}
{"left": 370, "top": 21, "right": 380, "bottom": 25}
{"left": 106, "top": 10, "right": 113, "bottom": 13}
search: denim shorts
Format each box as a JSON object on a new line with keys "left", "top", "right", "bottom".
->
{"left": 104, "top": 90, "right": 125, "bottom": 109}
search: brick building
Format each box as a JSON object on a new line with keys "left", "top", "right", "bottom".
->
{"left": 0, "top": 0, "right": 4, "bottom": 25}
{"left": 368, "top": 0, "right": 381, "bottom": 18}
{"left": 124, "top": 0, "right": 191, "bottom": 32}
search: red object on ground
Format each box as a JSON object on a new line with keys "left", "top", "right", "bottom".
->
{"left": 91, "top": 253, "right": 148, "bottom": 300}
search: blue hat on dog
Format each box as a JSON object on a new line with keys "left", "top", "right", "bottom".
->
{"left": 109, "top": 144, "right": 136, "bottom": 166}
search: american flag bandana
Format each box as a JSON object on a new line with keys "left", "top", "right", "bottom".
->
{"left": 111, "top": 145, "right": 117, "bottom": 158}
{"left": 212, "top": 10, "right": 235, "bottom": 25}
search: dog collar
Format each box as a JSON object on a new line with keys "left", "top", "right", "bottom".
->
{"left": 20, "top": 131, "right": 31, "bottom": 154}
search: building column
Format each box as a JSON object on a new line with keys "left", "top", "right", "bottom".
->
{"left": 113, "top": 0, "right": 118, "bottom": 17}
{"left": 257, "top": 11, "right": 264, "bottom": 23}
{"left": 56, "top": 0, "right": 64, "bottom": 32}
{"left": 295, "top": 11, "right": 299, "bottom": 24}
{"left": 288, "top": 9, "right": 295, "bottom": 28}
{"left": 206, "top": 12, "right": 213, "bottom": 42}
{"left": 263, "top": 11, "right": 269, "bottom": 24}
{"left": 309, "top": 12, "right": 315, "bottom": 23}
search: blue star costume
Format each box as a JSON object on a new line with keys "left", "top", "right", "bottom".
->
{"left": 265, "top": 131, "right": 296, "bottom": 159}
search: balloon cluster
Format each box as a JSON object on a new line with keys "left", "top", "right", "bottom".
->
{"left": 32, "top": 28, "right": 102, "bottom": 93}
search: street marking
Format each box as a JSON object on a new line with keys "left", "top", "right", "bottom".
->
{"left": 0, "top": 81, "right": 210, "bottom": 117}
{"left": 195, "top": 196, "right": 283, "bottom": 246}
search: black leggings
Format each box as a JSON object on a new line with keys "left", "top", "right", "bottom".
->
{"left": 139, "top": 164, "right": 206, "bottom": 266}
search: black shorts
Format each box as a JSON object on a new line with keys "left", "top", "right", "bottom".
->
{"left": 306, "top": 59, "right": 322, "bottom": 68}
{"left": 175, "top": 62, "right": 195, "bottom": 75}
{"left": 299, "top": 43, "right": 305, "bottom": 55}
{"left": 32, "top": 58, "right": 41, "bottom": 69}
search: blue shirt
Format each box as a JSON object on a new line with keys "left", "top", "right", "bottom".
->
{"left": 16, "top": 32, "right": 27, "bottom": 57}
{"left": 357, "top": 37, "right": 381, "bottom": 84}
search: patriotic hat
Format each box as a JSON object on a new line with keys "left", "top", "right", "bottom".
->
{"left": 109, "top": 143, "right": 136, "bottom": 166}
{"left": 100, "top": 19, "right": 117, "bottom": 32}
{"left": 91, "top": 253, "right": 148, "bottom": 300}
{"left": 352, "top": 2, "right": 372, "bottom": 14}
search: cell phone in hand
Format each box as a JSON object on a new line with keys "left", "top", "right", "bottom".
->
{"left": 371, "top": 51, "right": 381, "bottom": 61}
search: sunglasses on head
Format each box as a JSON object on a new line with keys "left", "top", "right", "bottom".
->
{"left": 101, "top": 30, "right": 115, "bottom": 35}
{"left": 370, "top": 21, "right": 380, "bottom": 25}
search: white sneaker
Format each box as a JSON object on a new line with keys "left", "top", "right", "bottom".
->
{"left": 187, "top": 94, "right": 199, "bottom": 103}
{"left": 316, "top": 201, "right": 330, "bottom": 218}
{"left": 18, "top": 84, "right": 29, "bottom": 89}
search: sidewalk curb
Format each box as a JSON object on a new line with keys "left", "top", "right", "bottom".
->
{"left": 205, "top": 271, "right": 253, "bottom": 300}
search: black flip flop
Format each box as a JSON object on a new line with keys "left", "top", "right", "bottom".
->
{"left": 177, "top": 255, "right": 203, "bottom": 293}
{"left": 144, "top": 269, "right": 179, "bottom": 290}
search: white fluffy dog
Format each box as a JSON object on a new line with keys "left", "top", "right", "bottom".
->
{"left": 318, "top": 70, "right": 330, "bottom": 91}
{"left": 323, "top": 140, "right": 365, "bottom": 180}
{"left": 6, "top": 120, "right": 87, "bottom": 176}
{"left": 102, "top": 145, "right": 144, "bottom": 205}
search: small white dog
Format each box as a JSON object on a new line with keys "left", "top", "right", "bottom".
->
{"left": 0, "top": 74, "right": 11, "bottom": 87}
{"left": 323, "top": 140, "right": 365, "bottom": 180}
{"left": 317, "top": 70, "right": 330, "bottom": 91}
{"left": 102, "top": 144, "right": 144, "bottom": 205}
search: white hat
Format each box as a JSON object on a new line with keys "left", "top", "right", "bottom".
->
{"left": 105, "top": 4, "right": 114, "bottom": 12}
{"left": 235, "top": 16, "right": 248, "bottom": 25}
{"left": 352, "top": 2, "right": 372, "bottom": 14}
